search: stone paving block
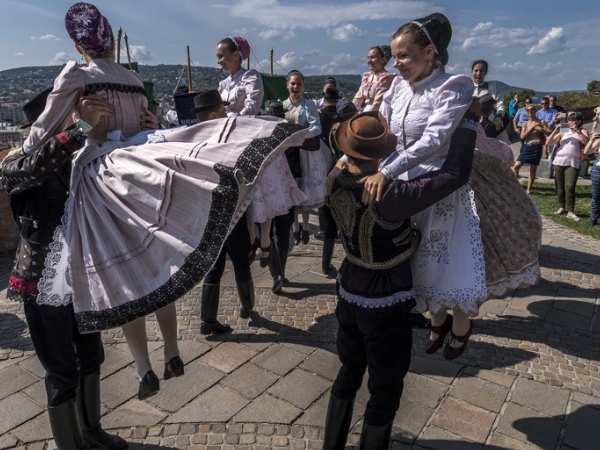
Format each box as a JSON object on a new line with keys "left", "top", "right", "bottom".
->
{"left": 167, "top": 385, "right": 249, "bottom": 423}
{"left": 281, "top": 342, "right": 318, "bottom": 355}
{"left": 512, "top": 378, "right": 569, "bottom": 416}
{"left": 102, "top": 398, "right": 168, "bottom": 429}
{"left": 402, "top": 372, "right": 449, "bottom": 409}
{"left": 0, "top": 364, "right": 38, "bottom": 400}
{"left": 22, "top": 379, "right": 47, "bottom": 407}
{"left": 0, "top": 392, "right": 44, "bottom": 435}
{"left": 488, "top": 431, "right": 542, "bottom": 449}
{"left": 10, "top": 409, "right": 51, "bottom": 443}
{"left": 450, "top": 375, "right": 509, "bottom": 413}
{"left": 409, "top": 356, "right": 462, "bottom": 384}
{"left": 295, "top": 392, "right": 364, "bottom": 429}
{"left": 417, "top": 425, "right": 480, "bottom": 450}
{"left": 562, "top": 402, "right": 600, "bottom": 450}
{"left": 478, "top": 299, "right": 508, "bottom": 316}
{"left": 100, "top": 345, "right": 134, "bottom": 378}
{"left": 462, "top": 366, "right": 516, "bottom": 387}
{"left": 148, "top": 360, "right": 224, "bottom": 412}
{"left": 553, "top": 298, "right": 596, "bottom": 317}
{"left": 0, "top": 433, "right": 17, "bottom": 450}
{"left": 506, "top": 297, "right": 552, "bottom": 318}
{"left": 432, "top": 397, "right": 496, "bottom": 443}
{"left": 298, "top": 347, "right": 340, "bottom": 381}
{"left": 234, "top": 393, "right": 302, "bottom": 424}
{"left": 392, "top": 397, "right": 433, "bottom": 441}
{"left": 267, "top": 368, "right": 330, "bottom": 409}
{"left": 571, "top": 391, "right": 600, "bottom": 409}
{"left": 199, "top": 341, "right": 258, "bottom": 373}
{"left": 220, "top": 363, "right": 279, "bottom": 399}
{"left": 251, "top": 343, "right": 307, "bottom": 376}
{"left": 18, "top": 355, "right": 45, "bottom": 378}
{"left": 557, "top": 286, "right": 597, "bottom": 302}
{"left": 100, "top": 366, "right": 140, "bottom": 409}
{"left": 497, "top": 403, "right": 561, "bottom": 449}
{"left": 547, "top": 309, "right": 590, "bottom": 331}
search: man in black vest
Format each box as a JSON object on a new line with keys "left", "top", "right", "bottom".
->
{"left": 322, "top": 109, "right": 477, "bottom": 449}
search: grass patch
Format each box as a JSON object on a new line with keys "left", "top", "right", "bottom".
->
{"left": 524, "top": 181, "right": 600, "bottom": 239}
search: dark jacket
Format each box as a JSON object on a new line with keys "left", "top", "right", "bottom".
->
{"left": 1, "top": 126, "right": 88, "bottom": 300}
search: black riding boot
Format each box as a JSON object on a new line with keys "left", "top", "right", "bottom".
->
{"left": 321, "top": 238, "right": 336, "bottom": 275}
{"left": 77, "top": 372, "right": 128, "bottom": 450}
{"left": 48, "top": 398, "right": 86, "bottom": 450}
{"left": 237, "top": 279, "right": 255, "bottom": 319}
{"left": 200, "top": 283, "right": 231, "bottom": 335}
{"left": 322, "top": 394, "right": 354, "bottom": 450}
{"left": 269, "top": 246, "right": 284, "bottom": 293}
{"left": 359, "top": 420, "right": 393, "bottom": 450}
{"left": 278, "top": 248, "right": 289, "bottom": 284}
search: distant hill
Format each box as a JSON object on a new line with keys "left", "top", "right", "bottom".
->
{"left": 0, "top": 64, "right": 575, "bottom": 109}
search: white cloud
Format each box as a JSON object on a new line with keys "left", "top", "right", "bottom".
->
{"left": 228, "top": 0, "right": 438, "bottom": 30}
{"left": 129, "top": 45, "right": 153, "bottom": 62}
{"left": 277, "top": 51, "right": 299, "bottom": 69}
{"left": 318, "top": 53, "right": 361, "bottom": 74}
{"left": 498, "top": 61, "right": 527, "bottom": 71}
{"left": 50, "top": 52, "right": 74, "bottom": 65}
{"left": 527, "top": 27, "right": 567, "bottom": 56}
{"left": 258, "top": 29, "right": 297, "bottom": 41}
{"left": 14, "top": 52, "right": 25, "bottom": 57}
{"left": 328, "top": 24, "right": 364, "bottom": 42}
{"left": 30, "top": 34, "right": 60, "bottom": 41}
{"left": 459, "top": 22, "right": 538, "bottom": 50}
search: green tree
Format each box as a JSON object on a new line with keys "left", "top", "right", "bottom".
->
{"left": 588, "top": 80, "right": 600, "bottom": 94}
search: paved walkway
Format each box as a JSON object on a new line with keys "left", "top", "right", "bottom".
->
{"left": 1, "top": 206, "right": 600, "bottom": 449}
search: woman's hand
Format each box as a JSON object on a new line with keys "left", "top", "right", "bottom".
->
{"left": 140, "top": 107, "right": 160, "bottom": 130}
{"left": 326, "top": 161, "right": 346, "bottom": 195}
{"left": 358, "top": 171, "right": 388, "bottom": 204}
{"left": 494, "top": 117, "right": 503, "bottom": 131}
{"left": 78, "top": 95, "right": 114, "bottom": 128}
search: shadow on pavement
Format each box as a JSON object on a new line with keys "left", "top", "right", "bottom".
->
{"left": 0, "top": 312, "right": 31, "bottom": 351}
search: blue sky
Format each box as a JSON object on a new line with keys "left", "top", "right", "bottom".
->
{"left": 2, "top": 0, "right": 600, "bottom": 93}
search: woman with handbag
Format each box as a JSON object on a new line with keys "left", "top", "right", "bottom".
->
{"left": 283, "top": 70, "right": 327, "bottom": 245}
{"left": 512, "top": 104, "right": 552, "bottom": 194}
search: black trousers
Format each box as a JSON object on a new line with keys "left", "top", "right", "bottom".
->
{"left": 204, "top": 213, "right": 252, "bottom": 284}
{"left": 270, "top": 207, "right": 295, "bottom": 250}
{"left": 332, "top": 295, "right": 413, "bottom": 426}
{"left": 23, "top": 297, "right": 105, "bottom": 407}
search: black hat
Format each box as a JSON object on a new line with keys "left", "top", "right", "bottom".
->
{"left": 265, "top": 100, "right": 288, "bottom": 118}
{"left": 411, "top": 12, "right": 452, "bottom": 66}
{"left": 336, "top": 101, "right": 358, "bottom": 122}
{"left": 324, "top": 88, "right": 341, "bottom": 100}
{"left": 332, "top": 111, "right": 397, "bottom": 161}
{"left": 190, "top": 90, "right": 229, "bottom": 113}
{"left": 20, "top": 87, "right": 52, "bottom": 129}
{"left": 325, "top": 76, "right": 337, "bottom": 84}
{"left": 175, "top": 85, "right": 189, "bottom": 95}
{"left": 478, "top": 94, "right": 496, "bottom": 112}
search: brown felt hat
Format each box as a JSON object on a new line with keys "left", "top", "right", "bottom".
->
{"left": 332, "top": 111, "right": 397, "bottom": 161}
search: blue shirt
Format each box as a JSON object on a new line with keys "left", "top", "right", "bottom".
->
{"left": 536, "top": 107, "right": 557, "bottom": 123}
{"left": 513, "top": 107, "right": 528, "bottom": 128}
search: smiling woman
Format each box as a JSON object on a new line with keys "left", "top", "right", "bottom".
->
{"left": 352, "top": 45, "right": 395, "bottom": 112}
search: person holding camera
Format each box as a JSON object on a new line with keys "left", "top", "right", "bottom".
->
{"left": 546, "top": 111, "right": 590, "bottom": 221}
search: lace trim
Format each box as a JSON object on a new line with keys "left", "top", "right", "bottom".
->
{"left": 486, "top": 261, "right": 541, "bottom": 297}
{"left": 336, "top": 274, "right": 416, "bottom": 308}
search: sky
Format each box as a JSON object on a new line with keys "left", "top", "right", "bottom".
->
{"left": 2, "top": 0, "right": 600, "bottom": 93}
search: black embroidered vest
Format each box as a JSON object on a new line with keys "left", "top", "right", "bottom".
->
{"left": 326, "top": 171, "right": 418, "bottom": 270}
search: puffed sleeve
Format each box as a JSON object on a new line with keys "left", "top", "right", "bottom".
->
{"left": 238, "top": 69, "right": 264, "bottom": 115}
{"left": 363, "top": 72, "right": 395, "bottom": 113}
{"left": 379, "top": 77, "right": 401, "bottom": 124}
{"left": 352, "top": 72, "right": 369, "bottom": 110}
{"left": 23, "top": 61, "right": 84, "bottom": 155}
{"left": 303, "top": 99, "right": 322, "bottom": 137}
{"left": 384, "top": 74, "right": 474, "bottom": 178}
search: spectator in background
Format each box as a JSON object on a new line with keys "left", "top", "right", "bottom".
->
{"left": 584, "top": 119, "right": 600, "bottom": 226}
{"left": 549, "top": 95, "right": 564, "bottom": 114}
{"left": 546, "top": 111, "right": 590, "bottom": 221}
{"left": 512, "top": 104, "right": 552, "bottom": 194}
{"left": 508, "top": 93, "right": 519, "bottom": 119}
{"left": 314, "top": 77, "right": 345, "bottom": 111}
{"left": 536, "top": 97, "right": 557, "bottom": 124}
{"left": 472, "top": 60, "right": 508, "bottom": 142}
{"left": 513, "top": 97, "right": 532, "bottom": 136}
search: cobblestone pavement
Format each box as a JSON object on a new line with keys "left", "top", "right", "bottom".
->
{"left": 1, "top": 208, "right": 600, "bottom": 450}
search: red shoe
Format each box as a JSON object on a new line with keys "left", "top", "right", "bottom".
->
{"left": 443, "top": 320, "right": 474, "bottom": 360}
{"left": 425, "top": 315, "right": 453, "bottom": 354}
{"left": 259, "top": 242, "right": 272, "bottom": 268}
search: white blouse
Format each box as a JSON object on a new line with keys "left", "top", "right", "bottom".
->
{"left": 218, "top": 68, "right": 264, "bottom": 116}
{"left": 380, "top": 68, "right": 473, "bottom": 179}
